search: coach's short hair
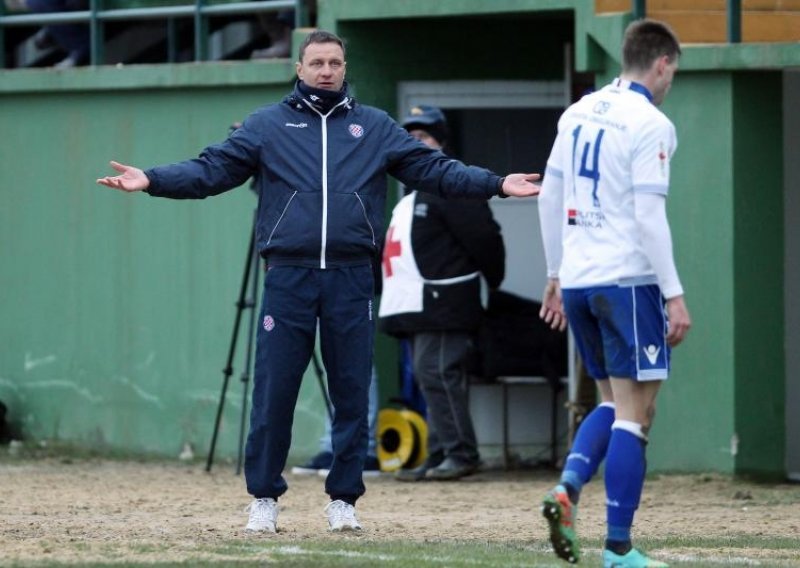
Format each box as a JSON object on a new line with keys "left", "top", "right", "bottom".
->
{"left": 298, "top": 30, "right": 346, "bottom": 62}
{"left": 622, "top": 19, "right": 681, "bottom": 73}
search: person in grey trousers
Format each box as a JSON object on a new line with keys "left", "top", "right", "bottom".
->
{"left": 378, "top": 105, "right": 506, "bottom": 481}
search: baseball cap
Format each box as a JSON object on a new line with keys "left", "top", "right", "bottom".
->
{"left": 401, "top": 105, "right": 447, "bottom": 130}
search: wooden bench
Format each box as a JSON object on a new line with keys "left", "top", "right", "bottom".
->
{"left": 495, "top": 375, "right": 568, "bottom": 469}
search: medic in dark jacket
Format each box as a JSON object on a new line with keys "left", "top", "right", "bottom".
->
{"left": 379, "top": 190, "right": 505, "bottom": 334}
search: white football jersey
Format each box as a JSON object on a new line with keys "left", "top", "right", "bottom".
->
{"left": 545, "top": 79, "right": 677, "bottom": 288}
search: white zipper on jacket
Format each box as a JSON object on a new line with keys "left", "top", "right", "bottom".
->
{"left": 354, "top": 192, "right": 376, "bottom": 246}
{"left": 266, "top": 190, "right": 298, "bottom": 246}
{"left": 302, "top": 96, "right": 351, "bottom": 269}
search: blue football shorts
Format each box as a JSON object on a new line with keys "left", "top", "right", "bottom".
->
{"left": 562, "top": 283, "right": 670, "bottom": 381}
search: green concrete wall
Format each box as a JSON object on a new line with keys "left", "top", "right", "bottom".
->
{"left": 0, "top": 63, "right": 336, "bottom": 463}
{"left": 732, "top": 72, "right": 785, "bottom": 477}
{"left": 1, "top": 0, "right": 796, "bottom": 475}
{"left": 651, "top": 73, "right": 738, "bottom": 473}
{"left": 589, "top": 65, "right": 786, "bottom": 475}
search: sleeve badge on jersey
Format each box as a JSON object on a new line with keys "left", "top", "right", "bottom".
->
{"left": 658, "top": 141, "right": 668, "bottom": 176}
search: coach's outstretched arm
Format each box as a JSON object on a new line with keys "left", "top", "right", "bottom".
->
{"left": 96, "top": 161, "right": 150, "bottom": 193}
{"left": 500, "top": 173, "right": 541, "bottom": 197}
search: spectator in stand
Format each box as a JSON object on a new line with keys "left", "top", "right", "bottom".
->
{"left": 4, "top": 0, "right": 90, "bottom": 68}
{"left": 251, "top": 9, "right": 293, "bottom": 60}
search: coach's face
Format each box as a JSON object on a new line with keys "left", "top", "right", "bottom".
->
{"left": 652, "top": 55, "right": 678, "bottom": 106}
{"left": 296, "top": 42, "right": 346, "bottom": 92}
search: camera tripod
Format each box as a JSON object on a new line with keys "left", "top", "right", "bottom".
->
{"left": 205, "top": 212, "right": 334, "bottom": 474}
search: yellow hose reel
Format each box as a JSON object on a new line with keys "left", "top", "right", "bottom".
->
{"left": 376, "top": 408, "right": 427, "bottom": 472}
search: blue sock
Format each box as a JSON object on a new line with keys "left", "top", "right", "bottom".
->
{"left": 560, "top": 403, "right": 615, "bottom": 501}
{"left": 607, "top": 524, "right": 631, "bottom": 542}
{"left": 604, "top": 423, "right": 647, "bottom": 543}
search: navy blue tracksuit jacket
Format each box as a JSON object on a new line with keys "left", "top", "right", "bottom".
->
{"left": 143, "top": 82, "right": 504, "bottom": 504}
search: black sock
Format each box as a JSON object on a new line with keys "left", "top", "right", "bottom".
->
{"left": 605, "top": 539, "right": 633, "bottom": 556}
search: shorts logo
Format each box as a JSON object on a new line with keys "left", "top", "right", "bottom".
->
{"left": 263, "top": 315, "right": 275, "bottom": 331}
{"left": 348, "top": 124, "right": 365, "bottom": 138}
{"left": 643, "top": 344, "right": 661, "bottom": 365}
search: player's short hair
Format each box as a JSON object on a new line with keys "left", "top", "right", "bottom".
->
{"left": 622, "top": 19, "right": 681, "bottom": 73}
{"left": 298, "top": 30, "right": 346, "bottom": 62}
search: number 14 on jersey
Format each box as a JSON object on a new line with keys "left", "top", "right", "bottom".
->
{"left": 572, "top": 124, "right": 605, "bottom": 207}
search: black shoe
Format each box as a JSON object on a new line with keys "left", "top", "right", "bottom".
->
{"left": 394, "top": 463, "right": 432, "bottom": 482}
{"left": 291, "top": 451, "right": 333, "bottom": 475}
{"left": 425, "top": 457, "right": 480, "bottom": 481}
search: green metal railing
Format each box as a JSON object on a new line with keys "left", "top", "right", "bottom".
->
{"left": 0, "top": 0, "right": 303, "bottom": 68}
{"left": 0, "top": 0, "right": 752, "bottom": 70}
{"left": 632, "top": 0, "right": 742, "bottom": 43}
{"left": 726, "top": 0, "right": 741, "bottom": 43}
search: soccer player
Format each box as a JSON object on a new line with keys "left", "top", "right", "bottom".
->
{"left": 536, "top": 19, "right": 691, "bottom": 568}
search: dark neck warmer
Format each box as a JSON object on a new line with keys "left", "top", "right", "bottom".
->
{"left": 296, "top": 80, "right": 349, "bottom": 114}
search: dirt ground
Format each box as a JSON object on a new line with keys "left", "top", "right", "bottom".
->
{"left": 1, "top": 458, "right": 799, "bottom": 566}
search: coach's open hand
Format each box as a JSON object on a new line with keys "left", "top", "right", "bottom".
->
{"left": 96, "top": 161, "right": 150, "bottom": 193}
{"left": 502, "top": 173, "right": 541, "bottom": 197}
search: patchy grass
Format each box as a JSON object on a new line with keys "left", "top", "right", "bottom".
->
{"left": 5, "top": 536, "right": 799, "bottom": 567}
{"left": 2, "top": 456, "right": 798, "bottom": 568}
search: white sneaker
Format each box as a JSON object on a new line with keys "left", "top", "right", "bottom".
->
{"left": 324, "top": 500, "right": 362, "bottom": 532}
{"left": 244, "top": 498, "right": 278, "bottom": 533}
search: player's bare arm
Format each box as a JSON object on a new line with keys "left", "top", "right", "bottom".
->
{"left": 96, "top": 161, "right": 150, "bottom": 193}
{"left": 540, "top": 278, "right": 567, "bottom": 332}
{"left": 665, "top": 295, "right": 691, "bottom": 347}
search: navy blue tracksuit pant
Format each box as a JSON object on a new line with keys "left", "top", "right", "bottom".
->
{"left": 244, "top": 264, "right": 374, "bottom": 503}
